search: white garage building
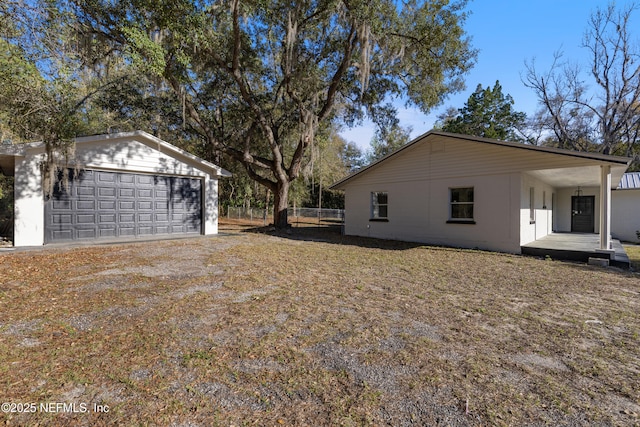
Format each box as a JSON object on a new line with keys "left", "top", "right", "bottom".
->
{"left": 0, "top": 131, "right": 231, "bottom": 247}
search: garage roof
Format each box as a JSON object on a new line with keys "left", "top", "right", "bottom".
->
{"left": 0, "top": 130, "right": 232, "bottom": 178}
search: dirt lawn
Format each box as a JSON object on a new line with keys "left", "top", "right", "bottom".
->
{"left": 0, "top": 222, "right": 639, "bottom": 426}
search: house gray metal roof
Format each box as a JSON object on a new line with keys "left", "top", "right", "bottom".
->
{"left": 618, "top": 172, "right": 640, "bottom": 189}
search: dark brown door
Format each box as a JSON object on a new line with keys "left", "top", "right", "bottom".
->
{"left": 571, "top": 196, "right": 595, "bottom": 233}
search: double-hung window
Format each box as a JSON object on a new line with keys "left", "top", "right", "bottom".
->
{"left": 449, "top": 187, "right": 474, "bottom": 223}
{"left": 371, "top": 192, "right": 388, "bottom": 220}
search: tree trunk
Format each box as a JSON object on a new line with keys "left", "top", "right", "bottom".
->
{"left": 273, "top": 180, "right": 289, "bottom": 229}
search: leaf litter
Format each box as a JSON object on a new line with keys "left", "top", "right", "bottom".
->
{"left": 0, "top": 222, "right": 638, "bottom": 426}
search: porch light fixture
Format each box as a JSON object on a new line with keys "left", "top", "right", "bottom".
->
{"left": 574, "top": 187, "right": 583, "bottom": 197}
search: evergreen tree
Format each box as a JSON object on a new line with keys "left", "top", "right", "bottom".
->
{"left": 367, "top": 124, "right": 413, "bottom": 162}
{"left": 440, "top": 81, "right": 526, "bottom": 141}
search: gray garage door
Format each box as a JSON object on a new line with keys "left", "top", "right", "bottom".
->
{"left": 44, "top": 169, "right": 202, "bottom": 243}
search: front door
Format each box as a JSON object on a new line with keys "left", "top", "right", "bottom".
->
{"left": 571, "top": 196, "right": 595, "bottom": 233}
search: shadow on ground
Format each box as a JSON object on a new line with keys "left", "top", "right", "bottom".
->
{"left": 225, "top": 222, "right": 640, "bottom": 277}
{"left": 238, "top": 223, "right": 425, "bottom": 251}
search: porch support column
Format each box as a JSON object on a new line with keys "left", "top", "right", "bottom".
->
{"left": 599, "top": 164, "right": 612, "bottom": 251}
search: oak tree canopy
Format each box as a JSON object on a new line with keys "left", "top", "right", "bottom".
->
{"left": 69, "top": 0, "right": 476, "bottom": 226}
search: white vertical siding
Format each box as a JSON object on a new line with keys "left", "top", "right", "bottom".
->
{"left": 612, "top": 189, "right": 640, "bottom": 242}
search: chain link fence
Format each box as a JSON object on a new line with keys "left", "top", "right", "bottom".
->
{"left": 226, "top": 206, "right": 343, "bottom": 226}
{"left": 0, "top": 216, "right": 12, "bottom": 243}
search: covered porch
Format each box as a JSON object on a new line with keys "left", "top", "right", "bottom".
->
{"left": 521, "top": 151, "right": 631, "bottom": 269}
{"left": 525, "top": 153, "right": 630, "bottom": 252}
{"left": 521, "top": 232, "right": 630, "bottom": 268}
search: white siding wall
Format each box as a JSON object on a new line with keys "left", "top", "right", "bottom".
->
{"left": 73, "top": 139, "right": 208, "bottom": 177}
{"left": 204, "top": 175, "right": 219, "bottom": 235}
{"left": 339, "top": 135, "right": 628, "bottom": 252}
{"left": 346, "top": 136, "right": 603, "bottom": 187}
{"left": 14, "top": 153, "right": 45, "bottom": 246}
{"left": 343, "top": 139, "right": 523, "bottom": 253}
{"left": 520, "top": 174, "right": 555, "bottom": 245}
{"left": 555, "top": 187, "right": 600, "bottom": 233}
{"left": 612, "top": 189, "right": 640, "bottom": 242}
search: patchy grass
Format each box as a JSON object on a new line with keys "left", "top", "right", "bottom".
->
{"left": 0, "top": 224, "right": 639, "bottom": 426}
{"left": 624, "top": 244, "right": 640, "bottom": 271}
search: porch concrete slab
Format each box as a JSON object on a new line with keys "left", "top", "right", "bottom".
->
{"left": 522, "top": 233, "right": 630, "bottom": 268}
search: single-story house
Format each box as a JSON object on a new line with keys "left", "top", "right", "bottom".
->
{"left": 0, "top": 130, "right": 231, "bottom": 247}
{"left": 330, "top": 131, "right": 631, "bottom": 262}
{"left": 612, "top": 172, "right": 640, "bottom": 243}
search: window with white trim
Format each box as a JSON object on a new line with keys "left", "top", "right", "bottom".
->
{"left": 371, "top": 192, "right": 388, "bottom": 220}
{"left": 449, "top": 187, "right": 474, "bottom": 222}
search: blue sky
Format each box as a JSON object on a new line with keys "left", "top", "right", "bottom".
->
{"left": 341, "top": 0, "right": 614, "bottom": 151}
